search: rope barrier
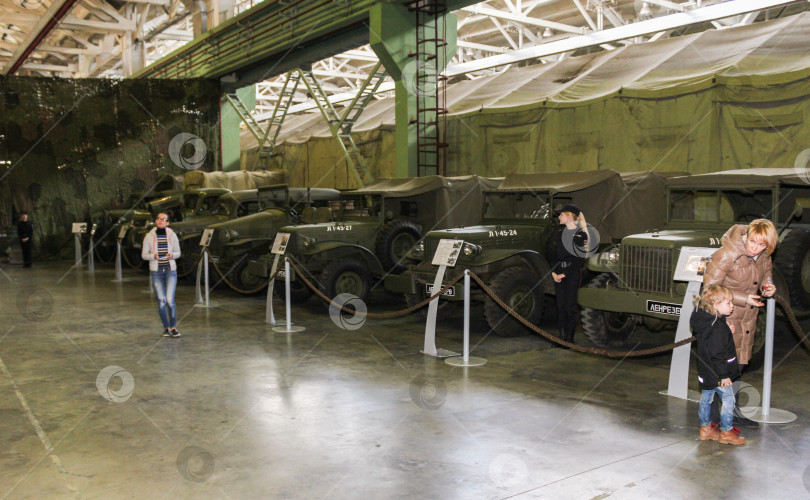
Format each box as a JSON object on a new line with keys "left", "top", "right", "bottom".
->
{"left": 467, "top": 272, "right": 696, "bottom": 358}
{"left": 286, "top": 259, "right": 465, "bottom": 319}
{"left": 774, "top": 294, "right": 810, "bottom": 351}
{"left": 120, "top": 243, "right": 144, "bottom": 270}
{"left": 204, "top": 249, "right": 277, "bottom": 295}
{"left": 93, "top": 242, "right": 115, "bottom": 264}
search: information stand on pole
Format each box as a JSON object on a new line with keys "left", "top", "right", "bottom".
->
{"left": 112, "top": 226, "right": 130, "bottom": 283}
{"left": 265, "top": 233, "right": 290, "bottom": 326}
{"left": 422, "top": 239, "right": 462, "bottom": 359}
{"left": 72, "top": 222, "right": 86, "bottom": 269}
{"left": 748, "top": 298, "right": 797, "bottom": 424}
{"left": 194, "top": 230, "right": 217, "bottom": 308}
{"left": 446, "top": 270, "right": 486, "bottom": 367}
{"left": 273, "top": 257, "right": 305, "bottom": 333}
{"left": 661, "top": 246, "right": 716, "bottom": 401}
{"left": 265, "top": 254, "right": 281, "bottom": 325}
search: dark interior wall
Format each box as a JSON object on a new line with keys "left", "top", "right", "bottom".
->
{"left": 0, "top": 76, "right": 221, "bottom": 258}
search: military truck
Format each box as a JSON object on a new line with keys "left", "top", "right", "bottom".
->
{"left": 385, "top": 170, "right": 658, "bottom": 337}
{"left": 579, "top": 168, "right": 810, "bottom": 361}
{"left": 125, "top": 188, "right": 231, "bottom": 269}
{"left": 248, "top": 176, "right": 499, "bottom": 303}
{"left": 198, "top": 185, "right": 340, "bottom": 292}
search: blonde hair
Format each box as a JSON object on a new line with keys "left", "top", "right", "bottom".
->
{"left": 562, "top": 211, "right": 587, "bottom": 231}
{"left": 747, "top": 219, "right": 777, "bottom": 256}
{"left": 694, "top": 284, "right": 733, "bottom": 316}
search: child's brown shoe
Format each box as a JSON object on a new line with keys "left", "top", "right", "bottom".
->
{"left": 718, "top": 430, "right": 746, "bottom": 445}
{"left": 699, "top": 425, "right": 720, "bottom": 441}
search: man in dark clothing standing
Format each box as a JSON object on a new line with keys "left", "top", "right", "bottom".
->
{"left": 17, "top": 211, "right": 33, "bottom": 268}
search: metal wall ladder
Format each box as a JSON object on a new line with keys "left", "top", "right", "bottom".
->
{"left": 299, "top": 65, "right": 387, "bottom": 185}
{"left": 406, "top": 0, "right": 448, "bottom": 177}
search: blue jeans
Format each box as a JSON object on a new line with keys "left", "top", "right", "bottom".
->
{"left": 698, "top": 386, "right": 735, "bottom": 431}
{"left": 151, "top": 268, "right": 177, "bottom": 329}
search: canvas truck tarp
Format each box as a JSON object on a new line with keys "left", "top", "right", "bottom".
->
{"left": 666, "top": 168, "right": 807, "bottom": 189}
{"left": 184, "top": 170, "right": 287, "bottom": 190}
{"left": 613, "top": 171, "right": 687, "bottom": 237}
{"left": 245, "top": 12, "right": 810, "bottom": 183}
{"left": 350, "top": 175, "right": 501, "bottom": 229}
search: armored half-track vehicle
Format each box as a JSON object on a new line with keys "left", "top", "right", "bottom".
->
{"left": 385, "top": 170, "right": 662, "bottom": 337}
{"left": 580, "top": 168, "right": 810, "bottom": 361}
{"left": 248, "top": 176, "right": 499, "bottom": 302}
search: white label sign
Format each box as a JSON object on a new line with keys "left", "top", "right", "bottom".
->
{"left": 673, "top": 246, "right": 716, "bottom": 283}
{"left": 72, "top": 222, "right": 87, "bottom": 234}
{"left": 271, "top": 232, "right": 290, "bottom": 255}
{"left": 117, "top": 225, "right": 128, "bottom": 240}
{"left": 199, "top": 228, "right": 214, "bottom": 247}
{"left": 431, "top": 239, "right": 463, "bottom": 267}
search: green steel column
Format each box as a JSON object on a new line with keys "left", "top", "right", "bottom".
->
{"left": 370, "top": 3, "right": 456, "bottom": 178}
{"left": 220, "top": 84, "right": 256, "bottom": 172}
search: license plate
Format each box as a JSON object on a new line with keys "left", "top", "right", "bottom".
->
{"left": 426, "top": 283, "right": 454, "bottom": 297}
{"left": 646, "top": 300, "right": 681, "bottom": 316}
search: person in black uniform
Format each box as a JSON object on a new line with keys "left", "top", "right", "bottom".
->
{"left": 17, "top": 211, "right": 33, "bottom": 268}
{"left": 551, "top": 204, "right": 588, "bottom": 346}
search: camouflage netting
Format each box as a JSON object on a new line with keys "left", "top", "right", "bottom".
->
{"left": 243, "top": 11, "right": 810, "bottom": 188}
{"left": 0, "top": 76, "right": 220, "bottom": 258}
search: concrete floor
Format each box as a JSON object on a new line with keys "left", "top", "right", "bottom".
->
{"left": 1, "top": 261, "right": 809, "bottom": 500}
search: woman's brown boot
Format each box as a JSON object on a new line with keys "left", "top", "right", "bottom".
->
{"left": 718, "top": 430, "right": 746, "bottom": 445}
{"left": 699, "top": 425, "right": 720, "bottom": 441}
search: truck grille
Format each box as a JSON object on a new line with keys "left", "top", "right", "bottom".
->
{"left": 622, "top": 246, "right": 674, "bottom": 294}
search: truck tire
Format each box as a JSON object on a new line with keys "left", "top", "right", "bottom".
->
{"left": 581, "top": 274, "right": 636, "bottom": 348}
{"left": 319, "top": 258, "right": 371, "bottom": 303}
{"left": 774, "top": 228, "right": 810, "bottom": 314}
{"left": 228, "top": 259, "right": 268, "bottom": 295}
{"left": 375, "top": 220, "right": 422, "bottom": 274}
{"left": 275, "top": 276, "right": 313, "bottom": 303}
{"left": 483, "top": 266, "right": 544, "bottom": 337}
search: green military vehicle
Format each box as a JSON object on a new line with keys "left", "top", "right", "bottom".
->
{"left": 579, "top": 168, "right": 810, "bottom": 360}
{"left": 198, "top": 185, "right": 340, "bottom": 292}
{"left": 167, "top": 190, "right": 264, "bottom": 275}
{"left": 248, "top": 176, "right": 499, "bottom": 303}
{"left": 125, "top": 188, "right": 230, "bottom": 269}
{"left": 385, "top": 170, "right": 660, "bottom": 337}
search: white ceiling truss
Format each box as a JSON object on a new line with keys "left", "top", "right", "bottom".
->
{"left": 0, "top": 0, "right": 807, "bottom": 119}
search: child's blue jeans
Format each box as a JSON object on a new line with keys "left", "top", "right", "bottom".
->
{"left": 698, "top": 386, "right": 735, "bottom": 431}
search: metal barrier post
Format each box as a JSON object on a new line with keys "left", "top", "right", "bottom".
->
{"left": 446, "top": 270, "right": 486, "bottom": 367}
{"left": 749, "top": 298, "right": 797, "bottom": 423}
{"left": 111, "top": 240, "right": 129, "bottom": 283}
{"left": 194, "top": 251, "right": 217, "bottom": 308}
{"left": 661, "top": 281, "right": 701, "bottom": 401}
{"left": 74, "top": 234, "right": 83, "bottom": 268}
{"left": 421, "top": 265, "right": 458, "bottom": 358}
{"left": 273, "top": 258, "right": 305, "bottom": 333}
{"left": 87, "top": 235, "right": 95, "bottom": 273}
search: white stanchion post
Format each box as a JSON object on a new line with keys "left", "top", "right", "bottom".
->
{"left": 446, "top": 270, "right": 486, "bottom": 367}
{"left": 87, "top": 235, "right": 95, "bottom": 273}
{"left": 272, "top": 258, "right": 305, "bottom": 333}
{"left": 114, "top": 240, "right": 123, "bottom": 281}
{"left": 204, "top": 251, "right": 210, "bottom": 307}
{"left": 74, "top": 234, "right": 83, "bottom": 268}
{"left": 422, "top": 265, "right": 458, "bottom": 358}
{"left": 749, "top": 298, "right": 796, "bottom": 423}
{"left": 661, "top": 281, "right": 701, "bottom": 400}
{"left": 265, "top": 254, "right": 281, "bottom": 325}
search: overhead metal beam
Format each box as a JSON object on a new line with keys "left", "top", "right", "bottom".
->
{"left": 3, "top": 0, "right": 79, "bottom": 74}
{"left": 447, "top": 0, "right": 802, "bottom": 76}
{"left": 461, "top": 4, "right": 586, "bottom": 34}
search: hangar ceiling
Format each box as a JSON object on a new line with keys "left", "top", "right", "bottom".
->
{"left": 1, "top": 0, "right": 807, "bottom": 120}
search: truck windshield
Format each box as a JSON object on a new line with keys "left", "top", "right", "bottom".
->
{"left": 483, "top": 191, "right": 550, "bottom": 220}
{"left": 669, "top": 189, "right": 773, "bottom": 223}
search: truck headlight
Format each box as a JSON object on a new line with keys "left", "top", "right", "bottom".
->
{"left": 600, "top": 246, "right": 620, "bottom": 264}
{"left": 302, "top": 236, "right": 316, "bottom": 248}
{"left": 462, "top": 243, "right": 481, "bottom": 256}
{"left": 407, "top": 240, "right": 425, "bottom": 260}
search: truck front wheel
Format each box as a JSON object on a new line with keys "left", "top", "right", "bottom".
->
{"left": 580, "top": 274, "right": 636, "bottom": 348}
{"left": 319, "top": 258, "right": 371, "bottom": 303}
{"left": 483, "top": 266, "right": 544, "bottom": 337}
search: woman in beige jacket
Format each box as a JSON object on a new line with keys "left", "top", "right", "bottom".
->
{"left": 702, "top": 219, "right": 778, "bottom": 366}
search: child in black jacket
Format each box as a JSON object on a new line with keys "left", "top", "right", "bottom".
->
{"left": 690, "top": 284, "right": 745, "bottom": 445}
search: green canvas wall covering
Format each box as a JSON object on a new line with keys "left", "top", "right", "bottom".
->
{"left": 246, "top": 11, "right": 810, "bottom": 188}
